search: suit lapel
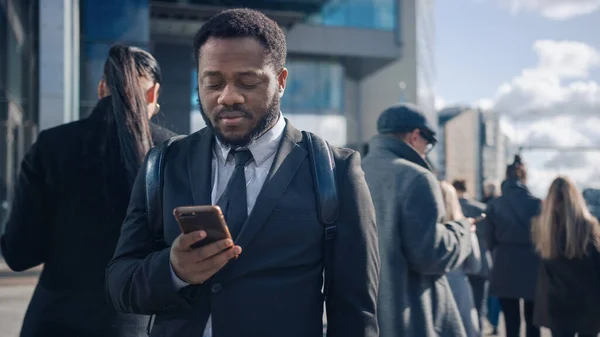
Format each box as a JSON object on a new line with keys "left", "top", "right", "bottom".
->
{"left": 188, "top": 128, "right": 215, "bottom": 206}
{"left": 235, "top": 122, "right": 307, "bottom": 248}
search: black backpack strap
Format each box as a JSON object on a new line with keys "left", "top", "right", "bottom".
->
{"left": 143, "top": 136, "right": 184, "bottom": 335}
{"left": 145, "top": 135, "right": 186, "bottom": 239}
{"left": 302, "top": 131, "right": 339, "bottom": 301}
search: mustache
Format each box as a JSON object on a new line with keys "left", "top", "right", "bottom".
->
{"left": 215, "top": 107, "right": 252, "bottom": 119}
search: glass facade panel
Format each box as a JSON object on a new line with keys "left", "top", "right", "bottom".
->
{"left": 308, "top": 0, "right": 395, "bottom": 30}
{"left": 281, "top": 60, "right": 344, "bottom": 115}
{"left": 79, "top": 0, "right": 150, "bottom": 118}
{"left": 416, "top": 0, "right": 436, "bottom": 142}
{"left": 82, "top": 0, "right": 149, "bottom": 42}
{"left": 0, "top": 0, "right": 39, "bottom": 232}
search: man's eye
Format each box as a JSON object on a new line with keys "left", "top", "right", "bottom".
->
{"left": 240, "top": 82, "right": 259, "bottom": 89}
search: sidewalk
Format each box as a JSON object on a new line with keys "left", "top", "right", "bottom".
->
{"left": 0, "top": 257, "right": 552, "bottom": 337}
{"left": 0, "top": 257, "right": 42, "bottom": 278}
{"left": 0, "top": 257, "right": 39, "bottom": 337}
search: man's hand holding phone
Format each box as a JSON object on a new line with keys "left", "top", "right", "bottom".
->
{"left": 170, "top": 230, "right": 242, "bottom": 284}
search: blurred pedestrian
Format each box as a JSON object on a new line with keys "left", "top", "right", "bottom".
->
{"left": 486, "top": 155, "right": 541, "bottom": 337}
{"left": 362, "top": 103, "right": 473, "bottom": 337}
{"left": 0, "top": 44, "right": 176, "bottom": 337}
{"left": 452, "top": 179, "right": 489, "bottom": 337}
{"left": 482, "top": 179, "right": 500, "bottom": 204}
{"left": 441, "top": 181, "right": 481, "bottom": 337}
{"left": 481, "top": 179, "right": 502, "bottom": 335}
{"left": 532, "top": 176, "right": 600, "bottom": 337}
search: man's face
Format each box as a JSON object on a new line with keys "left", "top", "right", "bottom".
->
{"left": 404, "top": 129, "right": 431, "bottom": 158}
{"left": 197, "top": 37, "right": 288, "bottom": 148}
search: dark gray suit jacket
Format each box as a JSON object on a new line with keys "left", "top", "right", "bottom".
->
{"left": 106, "top": 123, "right": 380, "bottom": 337}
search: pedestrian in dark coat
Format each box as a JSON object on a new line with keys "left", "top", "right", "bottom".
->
{"left": 532, "top": 176, "right": 600, "bottom": 337}
{"left": 1, "top": 45, "right": 176, "bottom": 337}
{"left": 481, "top": 179, "right": 502, "bottom": 335}
{"left": 486, "top": 155, "right": 541, "bottom": 337}
{"left": 362, "top": 103, "right": 473, "bottom": 337}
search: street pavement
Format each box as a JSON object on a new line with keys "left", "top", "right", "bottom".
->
{"left": 0, "top": 258, "right": 551, "bottom": 337}
{"left": 0, "top": 260, "right": 39, "bottom": 337}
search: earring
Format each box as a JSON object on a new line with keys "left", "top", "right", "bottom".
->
{"left": 155, "top": 103, "right": 161, "bottom": 114}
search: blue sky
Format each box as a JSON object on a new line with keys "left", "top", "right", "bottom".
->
{"left": 435, "top": 0, "right": 600, "bottom": 196}
{"left": 436, "top": 0, "right": 600, "bottom": 104}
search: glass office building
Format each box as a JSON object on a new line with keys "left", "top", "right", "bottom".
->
{"left": 0, "top": 0, "right": 39, "bottom": 231}
{"left": 416, "top": 0, "right": 436, "bottom": 121}
{"left": 79, "top": 0, "right": 150, "bottom": 117}
{"left": 308, "top": 0, "right": 395, "bottom": 30}
{"left": 1, "top": 0, "right": 435, "bottom": 218}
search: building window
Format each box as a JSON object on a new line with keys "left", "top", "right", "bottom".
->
{"left": 308, "top": 0, "right": 396, "bottom": 30}
{"left": 281, "top": 60, "right": 344, "bottom": 115}
{"left": 79, "top": 0, "right": 150, "bottom": 118}
{"left": 0, "top": 0, "right": 39, "bottom": 233}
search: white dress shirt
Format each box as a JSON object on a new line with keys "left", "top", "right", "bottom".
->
{"left": 170, "top": 113, "right": 286, "bottom": 337}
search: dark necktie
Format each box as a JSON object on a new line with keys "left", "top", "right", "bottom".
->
{"left": 217, "top": 149, "right": 253, "bottom": 239}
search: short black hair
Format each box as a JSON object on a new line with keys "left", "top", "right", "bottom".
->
{"left": 193, "top": 8, "right": 287, "bottom": 70}
{"left": 452, "top": 179, "right": 467, "bottom": 193}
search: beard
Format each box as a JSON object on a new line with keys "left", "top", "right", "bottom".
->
{"left": 199, "top": 95, "right": 280, "bottom": 148}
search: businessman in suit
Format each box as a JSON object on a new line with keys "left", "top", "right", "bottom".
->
{"left": 105, "top": 8, "right": 380, "bottom": 337}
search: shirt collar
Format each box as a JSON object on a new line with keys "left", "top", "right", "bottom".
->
{"left": 214, "top": 112, "right": 286, "bottom": 166}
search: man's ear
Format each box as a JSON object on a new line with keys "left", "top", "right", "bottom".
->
{"left": 410, "top": 129, "right": 421, "bottom": 144}
{"left": 277, "top": 68, "right": 288, "bottom": 98}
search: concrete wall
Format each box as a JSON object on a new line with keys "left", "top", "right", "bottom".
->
{"left": 38, "top": 0, "right": 79, "bottom": 131}
{"left": 152, "top": 42, "right": 194, "bottom": 134}
{"left": 445, "top": 109, "right": 481, "bottom": 198}
{"left": 343, "top": 77, "right": 361, "bottom": 144}
{"left": 357, "top": 0, "right": 418, "bottom": 143}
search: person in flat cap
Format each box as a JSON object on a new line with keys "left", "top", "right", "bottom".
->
{"left": 362, "top": 103, "right": 474, "bottom": 337}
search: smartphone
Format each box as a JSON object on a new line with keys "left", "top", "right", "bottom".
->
{"left": 473, "top": 213, "right": 487, "bottom": 224}
{"left": 173, "top": 205, "right": 232, "bottom": 249}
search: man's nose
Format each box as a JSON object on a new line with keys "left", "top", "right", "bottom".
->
{"left": 217, "top": 85, "right": 244, "bottom": 106}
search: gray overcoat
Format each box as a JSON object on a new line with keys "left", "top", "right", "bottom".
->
{"left": 362, "top": 135, "right": 473, "bottom": 337}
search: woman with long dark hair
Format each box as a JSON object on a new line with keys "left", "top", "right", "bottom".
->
{"left": 1, "top": 44, "right": 176, "bottom": 337}
{"left": 532, "top": 176, "right": 600, "bottom": 337}
{"left": 485, "top": 155, "right": 542, "bottom": 337}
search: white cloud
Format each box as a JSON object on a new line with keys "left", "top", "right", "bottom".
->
{"left": 521, "top": 116, "right": 594, "bottom": 147}
{"left": 491, "top": 41, "right": 600, "bottom": 119}
{"left": 534, "top": 40, "right": 600, "bottom": 78}
{"left": 494, "top": 0, "right": 600, "bottom": 20}
{"left": 544, "top": 151, "right": 591, "bottom": 169}
{"left": 525, "top": 150, "right": 600, "bottom": 197}
{"left": 473, "top": 98, "right": 495, "bottom": 111}
{"left": 435, "top": 96, "right": 447, "bottom": 111}
{"left": 472, "top": 39, "right": 600, "bottom": 196}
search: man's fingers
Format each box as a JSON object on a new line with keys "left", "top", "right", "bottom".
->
{"left": 173, "top": 230, "right": 206, "bottom": 251}
{"left": 200, "top": 246, "right": 243, "bottom": 273}
{"left": 193, "top": 239, "right": 235, "bottom": 261}
{"left": 178, "top": 245, "right": 243, "bottom": 284}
